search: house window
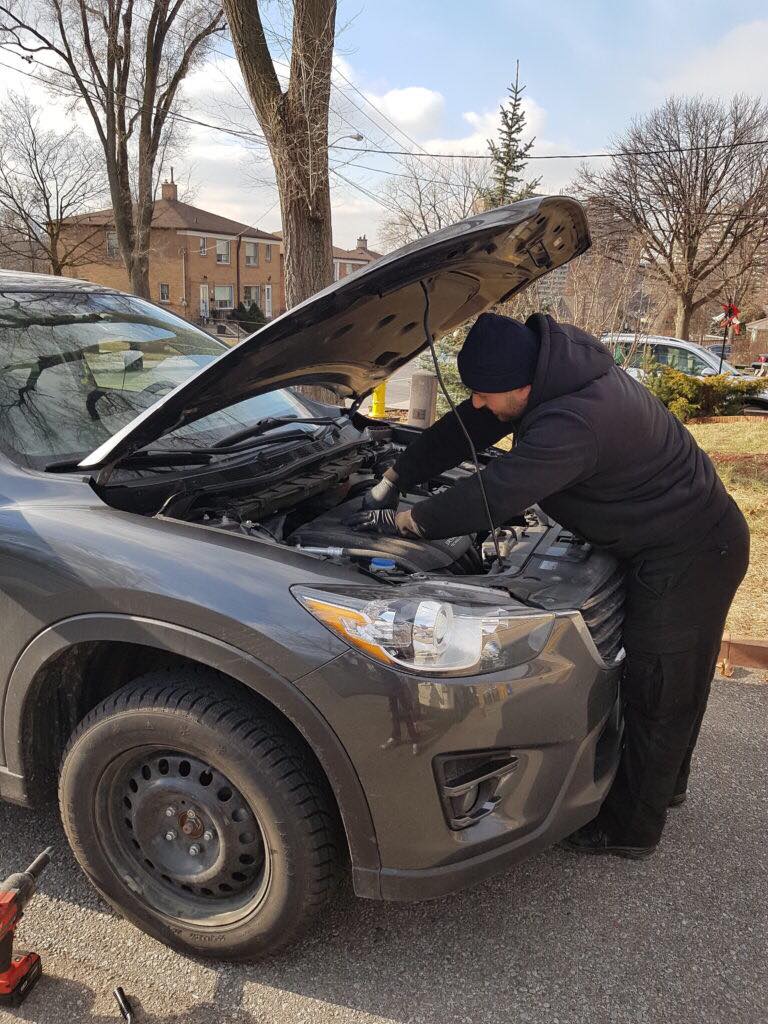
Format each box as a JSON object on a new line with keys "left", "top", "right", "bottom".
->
{"left": 159, "top": 283, "right": 170, "bottom": 303}
{"left": 333, "top": 261, "right": 340, "bottom": 281}
{"left": 199, "top": 237, "right": 207, "bottom": 256}
{"left": 265, "top": 244, "right": 272, "bottom": 263}
{"left": 243, "top": 285, "right": 260, "bottom": 306}
{"left": 216, "top": 239, "right": 231, "bottom": 264}
{"left": 213, "top": 285, "right": 234, "bottom": 309}
{"left": 106, "top": 230, "right": 119, "bottom": 258}
{"left": 346, "top": 262, "right": 354, "bottom": 275}
{"left": 245, "top": 242, "right": 258, "bottom": 266}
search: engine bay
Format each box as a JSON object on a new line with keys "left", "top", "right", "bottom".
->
{"left": 143, "top": 420, "right": 624, "bottom": 663}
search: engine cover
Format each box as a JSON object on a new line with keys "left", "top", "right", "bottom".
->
{"left": 287, "top": 495, "right": 477, "bottom": 573}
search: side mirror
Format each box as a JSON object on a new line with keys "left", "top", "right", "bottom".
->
{"left": 700, "top": 368, "right": 717, "bottom": 377}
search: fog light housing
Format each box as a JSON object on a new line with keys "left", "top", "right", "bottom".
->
{"left": 434, "top": 750, "right": 519, "bottom": 830}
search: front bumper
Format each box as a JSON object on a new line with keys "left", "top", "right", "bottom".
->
{"left": 295, "top": 614, "right": 623, "bottom": 902}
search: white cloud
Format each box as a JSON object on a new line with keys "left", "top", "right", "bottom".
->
{"left": 659, "top": 19, "right": 768, "bottom": 98}
{"left": 362, "top": 86, "right": 445, "bottom": 139}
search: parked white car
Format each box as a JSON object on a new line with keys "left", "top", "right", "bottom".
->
{"left": 602, "top": 333, "right": 768, "bottom": 411}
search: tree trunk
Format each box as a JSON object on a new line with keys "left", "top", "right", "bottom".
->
{"left": 674, "top": 294, "right": 694, "bottom": 340}
{"left": 278, "top": 170, "right": 334, "bottom": 309}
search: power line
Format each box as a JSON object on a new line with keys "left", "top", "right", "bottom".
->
{"left": 0, "top": 50, "right": 271, "bottom": 148}
{"left": 332, "top": 139, "right": 768, "bottom": 161}
{"left": 6, "top": 44, "right": 767, "bottom": 175}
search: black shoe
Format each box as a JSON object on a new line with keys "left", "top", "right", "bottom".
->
{"left": 668, "top": 791, "right": 687, "bottom": 808}
{"left": 560, "top": 820, "right": 657, "bottom": 860}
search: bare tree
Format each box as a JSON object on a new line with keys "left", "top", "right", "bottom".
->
{"left": 0, "top": 93, "right": 107, "bottom": 274}
{"left": 578, "top": 95, "right": 768, "bottom": 339}
{"left": 221, "top": 0, "right": 336, "bottom": 308}
{"left": 0, "top": 0, "right": 225, "bottom": 297}
{"left": 379, "top": 155, "right": 491, "bottom": 249}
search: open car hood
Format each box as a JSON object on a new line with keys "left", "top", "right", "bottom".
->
{"left": 80, "top": 195, "right": 590, "bottom": 470}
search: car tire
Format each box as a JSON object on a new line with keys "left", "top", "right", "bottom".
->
{"left": 58, "top": 669, "right": 342, "bottom": 960}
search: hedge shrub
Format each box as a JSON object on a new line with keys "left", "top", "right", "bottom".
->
{"left": 644, "top": 366, "right": 766, "bottom": 421}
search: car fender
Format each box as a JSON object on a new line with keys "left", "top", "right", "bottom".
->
{"left": 1, "top": 613, "right": 382, "bottom": 891}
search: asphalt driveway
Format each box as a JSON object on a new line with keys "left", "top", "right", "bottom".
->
{"left": 1, "top": 672, "right": 765, "bottom": 1024}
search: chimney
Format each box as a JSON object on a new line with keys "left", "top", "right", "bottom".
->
{"left": 356, "top": 234, "right": 367, "bottom": 251}
{"left": 161, "top": 167, "right": 178, "bottom": 202}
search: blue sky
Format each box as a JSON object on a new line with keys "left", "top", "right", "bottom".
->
{"left": 1, "top": 1, "right": 767, "bottom": 248}
{"left": 339, "top": 0, "right": 768, "bottom": 149}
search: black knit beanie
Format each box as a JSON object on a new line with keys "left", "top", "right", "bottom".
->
{"left": 457, "top": 312, "right": 540, "bottom": 393}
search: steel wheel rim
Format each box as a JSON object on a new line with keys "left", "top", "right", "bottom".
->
{"left": 97, "top": 747, "right": 271, "bottom": 927}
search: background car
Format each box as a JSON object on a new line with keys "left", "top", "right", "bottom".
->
{"left": 602, "top": 333, "right": 768, "bottom": 411}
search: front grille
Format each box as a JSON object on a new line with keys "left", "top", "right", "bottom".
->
{"left": 580, "top": 568, "right": 625, "bottom": 664}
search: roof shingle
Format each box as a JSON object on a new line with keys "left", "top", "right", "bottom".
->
{"left": 64, "top": 199, "right": 279, "bottom": 241}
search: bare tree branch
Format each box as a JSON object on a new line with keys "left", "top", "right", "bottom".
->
{"left": 0, "top": 0, "right": 224, "bottom": 297}
{"left": 577, "top": 94, "right": 768, "bottom": 339}
{"left": 0, "top": 93, "right": 107, "bottom": 274}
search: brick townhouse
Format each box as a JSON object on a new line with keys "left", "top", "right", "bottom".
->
{"left": 273, "top": 231, "right": 383, "bottom": 283}
{"left": 60, "top": 178, "right": 284, "bottom": 321}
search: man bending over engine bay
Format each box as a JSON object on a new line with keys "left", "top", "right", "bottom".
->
{"left": 347, "top": 311, "right": 749, "bottom": 859}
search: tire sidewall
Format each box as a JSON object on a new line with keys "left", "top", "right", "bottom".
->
{"left": 59, "top": 705, "right": 322, "bottom": 959}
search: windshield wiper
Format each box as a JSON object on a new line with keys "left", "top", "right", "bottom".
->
{"left": 44, "top": 417, "right": 345, "bottom": 473}
{"left": 45, "top": 423, "right": 338, "bottom": 473}
{"left": 211, "top": 415, "right": 344, "bottom": 449}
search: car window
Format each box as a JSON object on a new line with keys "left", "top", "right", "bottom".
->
{"left": 0, "top": 290, "right": 309, "bottom": 465}
{"left": 604, "top": 339, "right": 654, "bottom": 370}
{"left": 658, "top": 345, "right": 712, "bottom": 375}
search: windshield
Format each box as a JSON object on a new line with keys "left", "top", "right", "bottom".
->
{"left": 0, "top": 290, "right": 311, "bottom": 467}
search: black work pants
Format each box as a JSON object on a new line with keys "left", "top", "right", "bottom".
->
{"left": 600, "top": 498, "right": 750, "bottom": 847}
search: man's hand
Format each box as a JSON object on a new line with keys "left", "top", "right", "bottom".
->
{"left": 345, "top": 508, "right": 424, "bottom": 538}
{"left": 361, "top": 474, "right": 399, "bottom": 511}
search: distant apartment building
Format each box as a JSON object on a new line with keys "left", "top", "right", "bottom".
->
{"left": 59, "top": 177, "right": 284, "bottom": 322}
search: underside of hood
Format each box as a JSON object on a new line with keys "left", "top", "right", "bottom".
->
{"left": 81, "top": 195, "right": 590, "bottom": 470}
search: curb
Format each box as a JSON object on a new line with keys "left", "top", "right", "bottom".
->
{"left": 718, "top": 633, "right": 768, "bottom": 674}
{"left": 689, "top": 415, "right": 768, "bottom": 424}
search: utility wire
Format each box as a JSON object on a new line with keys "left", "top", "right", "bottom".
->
{"left": 4, "top": 48, "right": 768, "bottom": 169}
{"left": 332, "top": 140, "right": 768, "bottom": 160}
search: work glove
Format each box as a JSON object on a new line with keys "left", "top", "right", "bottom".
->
{"left": 361, "top": 474, "right": 400, "bottom": 511}
{"left": 345, "top": 507, "right": 424, "bottom": 538}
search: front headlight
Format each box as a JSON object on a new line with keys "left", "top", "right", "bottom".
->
{"left": 293, "top": 584, "right": 554, "bottom": 676}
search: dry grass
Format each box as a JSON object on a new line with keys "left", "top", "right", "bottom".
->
{"left": 687, "top": 419, "right": 767, "bottom": 637}
{"left": 687, "top": 417, "right": 768, "bottom": 456}
{"left": 705, "top": 456, "right": 768, "bottom": 639}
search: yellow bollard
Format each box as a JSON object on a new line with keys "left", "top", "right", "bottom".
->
{"left": 371, "top": 381, "right": 387, "bottom": 418}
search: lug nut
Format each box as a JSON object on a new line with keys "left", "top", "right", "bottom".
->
{"left": 165, "top": 805, "right": 177, "bottom": 817}
{"left": 186, "top": 808, "right": 197, "bottom": 820}
{"left": 189, "top": 844, "right": 201, "bottom": 857}
{"left": 165, "top": 830, "right": 177, "bottom": 842}
{"left": 203, "top": 830, "right": 214, "bottom": 842}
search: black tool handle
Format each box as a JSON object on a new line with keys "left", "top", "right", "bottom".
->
{"left": 113, "top": 986, "right": 133, "bottom": 1022}
{"left": 24, "top": 848, "right": 53, "bottom": 881}
{"left": 0, "top": 931, "right": 13, "bottom": 975}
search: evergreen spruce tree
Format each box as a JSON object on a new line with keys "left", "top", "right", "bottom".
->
{"left": 484, "top": 61, "right": 541, "bottom": 208}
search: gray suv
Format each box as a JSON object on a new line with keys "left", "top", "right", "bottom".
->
{"left": 0, "top": 197, "right": 622, "bottom": 960}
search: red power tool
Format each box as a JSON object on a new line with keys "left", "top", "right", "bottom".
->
{"left": 0, "top": 848, "right": 53, "bottom": 1007}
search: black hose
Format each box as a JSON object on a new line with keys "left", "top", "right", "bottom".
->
{"left": 419, "top": 280, "right": 503, "bottom": 569}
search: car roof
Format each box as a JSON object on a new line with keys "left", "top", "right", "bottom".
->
{"left": 0, "top": 269, "right": 113, "bottom": 293}
{"left": 603, "top": 333, "right": 697, "bottom": 349}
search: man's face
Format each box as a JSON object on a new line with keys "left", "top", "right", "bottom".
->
{"left": 470, "top": 385, "right": 531, "bottom": 421}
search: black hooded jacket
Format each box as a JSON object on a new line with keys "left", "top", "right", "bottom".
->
{"left": 397, "top": 314, "right": 732, "bottom": 560}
